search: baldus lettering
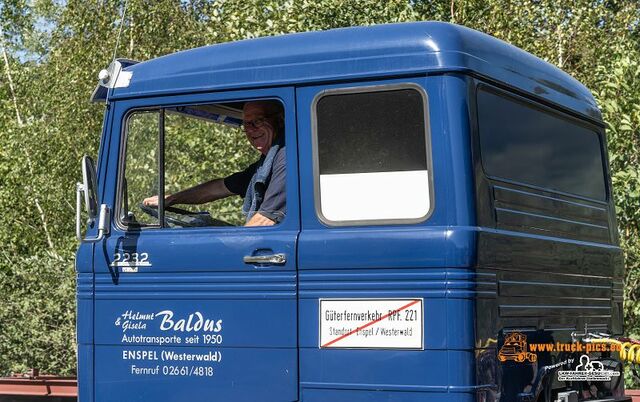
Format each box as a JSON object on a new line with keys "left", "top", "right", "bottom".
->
{"left": 156, "top": 310, "right": 223, "bottom": 333}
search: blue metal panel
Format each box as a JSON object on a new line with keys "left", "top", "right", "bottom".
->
{"left": 76, "top": 273, "right": 93, "bottom": 344}
{"left": 296, "top": 76, "right": 479, "bottom": 401}
{"left": 438, "top": 75, "right": 476, "bottom": 230}
{"left": 95, "top": 346, "right": 297, "bottom": 402}
{"left": 77, "top": 344, "right": 94, "bottom": 402}
{"left": 86, "top": 87, "right": 299, "bottom": 402}
{"left": 77, "top": 269, "right": 94, "bottom": 402}
{"left": 112, "top": 22, "right": 600, "bottom": 122}
{"left": 74, "top": 106, "right": 109, "bottom": 402}
{"left": 94, "top": 298, "right": 295, "bottom": 346}
{"left": 301, "top": 388, "right": 475, "bottom": 402}
{"left": 75, "top": 240, "right": 93, "bottom": 274}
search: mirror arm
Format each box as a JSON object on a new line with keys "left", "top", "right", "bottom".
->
{"left": 77, "top": 182, "right": 110, "bottom": 243}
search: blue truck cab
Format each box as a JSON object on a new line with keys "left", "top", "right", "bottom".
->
{"left": 75, "top": 22, "right": 626, "bottom": 402}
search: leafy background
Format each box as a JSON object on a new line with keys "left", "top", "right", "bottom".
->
{"left": 0, "top": 0, "right": 638, "bottom": 384}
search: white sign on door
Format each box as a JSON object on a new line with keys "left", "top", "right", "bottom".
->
{"left": 319, "top": 298, "right": 424, "bottom": 349}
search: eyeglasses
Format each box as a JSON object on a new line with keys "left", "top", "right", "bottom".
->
{"left": 241, "top": 113, "right": 279, "bottom": 130}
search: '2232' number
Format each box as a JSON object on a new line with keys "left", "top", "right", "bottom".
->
{"left": 111, "top": 252, "right": 150, "bottom": 266}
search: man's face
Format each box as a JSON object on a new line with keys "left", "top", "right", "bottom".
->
{"left": 243, "top": 102, "right": 278, "bottom": 155}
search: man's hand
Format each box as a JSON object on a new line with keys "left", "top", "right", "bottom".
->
{"left": 245, "top": 212, "right": 275, "bottom": 226}
{"left": 142, "top": 194, "right": 173, "bottom": 207}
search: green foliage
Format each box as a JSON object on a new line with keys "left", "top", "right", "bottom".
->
{"left": 598, "top": 52, "right": 640, "bottom": 343}
{"left": 124, "top": 111, "right": 162, "bottom": 225}
{"left": 0, "top": 0, "right": 638, "bottom": 378}
{"left": 0, "top": 253, "right": 75, "bottom": 375}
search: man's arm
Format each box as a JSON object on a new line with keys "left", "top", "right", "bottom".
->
{"left": 142, "top": 178, "right": 233, "bottom": 207}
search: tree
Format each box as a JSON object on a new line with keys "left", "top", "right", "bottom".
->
{"left": 0, "top": 0, "right": 638, "bottom": 377}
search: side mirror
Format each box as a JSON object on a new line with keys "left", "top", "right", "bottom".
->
{"left": 76, "top": 155, "right": 110, "bottom": 243}
{"left": 81, "top": 155, "right": 98, "bottom": 220}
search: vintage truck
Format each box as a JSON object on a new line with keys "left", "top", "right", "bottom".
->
{"left": 2, "top": 21, "right": 632, "bottom": 402}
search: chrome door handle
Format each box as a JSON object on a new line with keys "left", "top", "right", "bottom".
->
{"left": 243, "top": 253, "right": 287, "bottom": 265}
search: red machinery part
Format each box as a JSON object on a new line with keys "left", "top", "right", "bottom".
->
{"left": 628, "top": 390, "right": 640, "bottom": 402}
{"left": 0, "top": 374, "right": 77, "bottom": 398}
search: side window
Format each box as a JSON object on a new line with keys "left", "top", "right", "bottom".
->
{"left": 164, "top": 107, "right": 255, "bottom": 226}
{"left": 314, "top": 86, "right": 432, "bottom": 224}
{"left": 477, "top": 87, "right": 607, "bottom": 200}
{"left": 118, "top": 100, "right": 287, "bottom": 229}
{"left": 120, "top": 111, "right": 160, "bottom": 226}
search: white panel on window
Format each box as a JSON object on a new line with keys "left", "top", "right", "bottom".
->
{"left": 320, "top": 170, "right": 430, "bottom": 221}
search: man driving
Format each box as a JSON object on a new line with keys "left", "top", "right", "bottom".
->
{"left": 142, "top": 100, "right": 286, "bottom": 226}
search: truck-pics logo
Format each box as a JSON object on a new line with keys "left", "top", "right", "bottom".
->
{"left": 498, "top": 332, "right": 537, "bottom": 363}
{"left": 498, "top": 332, "right": 622, "bottom": 382}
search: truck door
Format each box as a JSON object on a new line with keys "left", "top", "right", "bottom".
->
{"left": 92, "top": 88, "right": 299, "bottom": 402}
{"left": 295, "top": 77, "right": 466, "bottom": 402}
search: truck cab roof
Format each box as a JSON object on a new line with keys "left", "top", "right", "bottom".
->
{"left": 110, "top": 21, "right": 600, "bottom": 122}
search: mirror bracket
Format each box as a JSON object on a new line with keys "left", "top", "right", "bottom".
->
{"left": 76, "top": 187, "right": 110, "bottom": 243}
{"left": 76, "top": 155, "right": 110, "bottom": 243}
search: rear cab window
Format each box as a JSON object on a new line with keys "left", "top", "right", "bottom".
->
{"left": 475, "top": 85, "right": 612, "bottom": 243}
{"left": 477, "top": 87, "right": 607, "bottom": 201}
{"left": 313, "top": 84, "right": 433, "bottom": 225}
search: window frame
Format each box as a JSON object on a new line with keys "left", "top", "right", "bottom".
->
{"left": 116, "top": 107, "right": 162, "bottom": 231}
{"left": 115, "top": 97, "right": 288, "bottom": 232}
{"left": 310, "top": 82, "right": 435, "bottom": 227}
{"left": 474, "top": 83, "right": 610, "bottom": 204}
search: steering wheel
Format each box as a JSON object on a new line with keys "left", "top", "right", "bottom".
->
{"left": 138, "top": 203, "right": 233, "bottom": 228}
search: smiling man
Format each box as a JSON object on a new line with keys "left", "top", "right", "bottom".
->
{"left": 142, "top": 100, "right": 286, "bottom": 226}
